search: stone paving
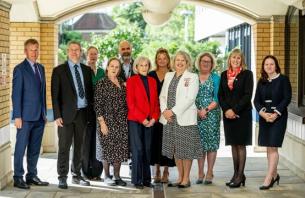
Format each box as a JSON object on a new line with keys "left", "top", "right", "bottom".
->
{"left": 1, "top": 135, "right": 305, "bottom": 198}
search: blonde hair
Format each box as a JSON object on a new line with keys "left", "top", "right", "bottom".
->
{"left": 172, "top": 50, "right": 192, "bottom": 71}
{"left": 155, "top": 48, "right": 171, "bottom": 70}
{"left": 227, "top": 48, "right": 247, "bottom": 70}
{"left": 133, "top": 56, "right": 152, "bottom": 74}
{"left": 86, "top": 46, "right": 98, "bottom": 55}
{"left": 195, "top": 52, "right": 216, "bottom": 71}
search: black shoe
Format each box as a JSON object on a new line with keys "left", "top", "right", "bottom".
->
{"left": 115, "top": 178, "right": 127, "bottom": 186}
{"left": 178, "top": 182, "right": 191, "bottom": 188}
{"left": 134, "top": 184, "right": 144, "bottom": 189}
{"left": 72, "top": 176, "right": 90, "bottom": 186}
{"left": 229, "top": 177, "right": 246, "bottom": 188}
{"left": 26, "top": 176, "right": 49, "bottom": 186}
{"left": 259, "top": 174, "right": 280, "bottom": 190}
{"left": 143, "top": 182, "right": 153, "bottom": 188}
{"left": 14, "top": 178, "right": 30, "bottom": 189}
{"left": 167, "top": 182, "right": 180, "bottom": 187}
{"left": 204, "top": 180, "right": 212, "bottom": 185}
{"left": 58, "top": 178, "right": 68, "bottom": 189}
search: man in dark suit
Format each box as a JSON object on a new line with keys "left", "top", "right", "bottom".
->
{"left": 51, "top": 41, "right": 93, "bottom": 189}
{"left": 12, "top": 39, "right": 49, "bottom": 189}
{"left": 118, "top": 40, "right": 134, "bottom": 81}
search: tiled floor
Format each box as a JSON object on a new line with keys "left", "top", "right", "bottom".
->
{"left": 1, "top": 133, "right": 305, "bottom": 197}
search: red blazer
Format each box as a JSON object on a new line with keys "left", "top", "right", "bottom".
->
{"left": 126, "top": 74, "right": 160, "bottom": 123}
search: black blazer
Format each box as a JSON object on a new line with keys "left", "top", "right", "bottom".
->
{"left": 51, "top": 61, "right": 93, "bottom": 124}
{"left": 254, "top": 74, "right": 291, "bottom": 115}
{"left": 218, "top": 69, "right": 253, "bottom": 114}
{"left": 119, "top": 59, "right": 134, "bottom": 82}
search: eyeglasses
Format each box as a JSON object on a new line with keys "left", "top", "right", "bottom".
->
{"left": 200, "top": 60, "right": 212, "bottom": 65}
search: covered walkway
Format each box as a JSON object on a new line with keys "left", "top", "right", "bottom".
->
{"left": 1, "top": 137, "right": 304, "bottom": 198}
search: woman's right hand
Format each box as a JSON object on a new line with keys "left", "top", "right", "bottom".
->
{"left": 100, "top": 122, "right": 109, "bottom": 136}
{"left": 225, "top": 109, "right": 236, "bottom": 119}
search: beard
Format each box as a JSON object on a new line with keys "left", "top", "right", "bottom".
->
{"left": 121, "top": 52, "right": 131, "bottom": 62}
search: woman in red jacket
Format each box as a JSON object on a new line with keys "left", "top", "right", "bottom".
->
{"left": 126, "top": 56, "right": 160, "bottom": 189}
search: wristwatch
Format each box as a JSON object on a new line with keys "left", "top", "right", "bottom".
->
{"left": 205, "top": 107, "right": 209, "bottom": 112}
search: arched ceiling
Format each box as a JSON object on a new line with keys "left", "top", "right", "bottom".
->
{"left": 6, "top": 0, "right": 305, "bottom": 23}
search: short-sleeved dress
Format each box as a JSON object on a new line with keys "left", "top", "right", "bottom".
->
{"left": 195, "top": 73, "right": 221, "bottom": 152}
{"left": 148, "top": 71, "right": 175, "bottom": 167}
{"left": 95, "top": 77, "right": 129, "bottom": 163}
{"left": 162, "top": 75, "right": 203, "bottom": 160}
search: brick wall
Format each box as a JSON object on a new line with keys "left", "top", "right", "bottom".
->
{"left": 0, "top": 4, "right": 10, "bottom": 128}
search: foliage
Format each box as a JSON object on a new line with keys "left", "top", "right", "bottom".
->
{"left": 88, "top": 23, "right": 144, "bottom": 63}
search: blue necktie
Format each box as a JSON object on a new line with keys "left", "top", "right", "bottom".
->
{"left": 34, "top": 63, "right": 41, "bottom": 91}
{"left": 74, "top": 64, "right": 85, "bottom": 99}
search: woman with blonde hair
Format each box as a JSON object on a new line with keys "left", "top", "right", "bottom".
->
{"left": 160, "top": 51, "right": 202, "bottom": 188}
{"left": 218, "top": 48, "right": 253, "bottom": 188}
{"left": 126, "top": 56, "right": 160, "bottom": 189}
{"left": 149, "top": 48, "right": 175, "bottom": 184}
{"left": 195, "top": 52, "right": 221, "bottom": 185}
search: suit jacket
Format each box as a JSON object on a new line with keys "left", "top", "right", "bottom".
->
{"left": 126, "top": 74, "right": 160, "bottom": 123}
{"left": 254, "top": 74, "right": 291, "bottom": 116}
{"left": 159, "top": 71, "right": 199, "bottom": 126}
{"left": 51, "top": 61, "right": 93, "bottom": 124}
{"left": 218, "top": 69, "right": 253, "bottom": 115}
{"left": 12, "top": 59, "right": 46, "bottom": 121}
{"left": 119, "top": 59, "right": 134, "bottom": 81}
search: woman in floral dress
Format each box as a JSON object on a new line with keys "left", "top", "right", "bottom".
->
{"left": 195, "top": 52, "right": 221, "bottom": 185}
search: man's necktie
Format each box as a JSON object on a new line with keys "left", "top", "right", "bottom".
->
{"left": 34, "top": 63, "right": 41, "bottom": 91}
{"left": 74, "top": 64, "right": 85, "bottom": 99}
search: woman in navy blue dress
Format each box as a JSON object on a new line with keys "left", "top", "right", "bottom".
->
{"left": 254, "top": 55, "right": 291, "bottom": 190}
{"left": 149, "top": 48, "right": 175, "bottom": 183}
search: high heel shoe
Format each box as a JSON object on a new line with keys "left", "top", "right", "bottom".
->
{"left": 259, "top": 177, "right": 275, "bottom": 190}
{"left": 229, "top": 176, "right": 246, "bottom": 188}
{"left": 273, "top": 174, "right": 280, "bottom": 185}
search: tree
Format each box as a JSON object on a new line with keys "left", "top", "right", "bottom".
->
{"left": 87, "top": 23, "right": 144, "bottom": 63}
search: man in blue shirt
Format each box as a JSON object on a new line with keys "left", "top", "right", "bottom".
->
{"left": 51, "top": 41, "right": 93, "bottom": 189}
{"left": 12, "top": 39, "right": 49, "bottom": 189}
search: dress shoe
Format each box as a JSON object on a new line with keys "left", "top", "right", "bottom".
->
{"left": 26, "top": 176, "right": 49, "bottom": 186}
{"left": 143, "top": 182, "right": 154, "bottom": 188}
{"left": 58, "top": 178, "right": 68, "bottom": 189}
{"left": 14, "top": 178, "right": 30, "bottom": 189}
{"left": 134, "top": 184, "right": 144, "bottom": 189}
{"left": 114, "top": 178, "right": 127, "bottom": 186}
{"left": 229, "top": 176, "right": 246, "bottom": 188}
{"left": 72, "top": 176, "right": 90, "bottom": 186}
{"left": 259, "top": 174, "right": 280, "bottom": 190}
{"left": 167, "top": 182, "right": 180, "bottom": 187}
{"left": 196, "top": 178, "right": 203, "bottom": 184}
{"left": 204, "top": 174, "right": 214, "bottom": 185}
{"left": 178, "top": 181, "right": 191, "bottom": 188}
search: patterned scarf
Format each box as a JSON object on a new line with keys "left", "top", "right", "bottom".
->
{"left": 227, "top": 67, "right": 241, "bottom": 90}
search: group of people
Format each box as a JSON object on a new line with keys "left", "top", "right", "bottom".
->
{"left": 11, "top": 38, "right": 291, "bottom": 191}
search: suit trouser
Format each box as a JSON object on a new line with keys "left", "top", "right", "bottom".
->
{"left": 13, "top": 118, "right": 45, "bottom": 180}
{"left": 128, "top": 121, "right": 152, "bottom": 185}
{"left": 57, "top": 108, "right": 87, "bottom": 179}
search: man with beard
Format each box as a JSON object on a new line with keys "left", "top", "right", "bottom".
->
{"left": 118, "top": 40, "right": 134, "bottom": 81}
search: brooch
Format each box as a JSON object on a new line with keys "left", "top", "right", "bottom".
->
{"left": 184, "top": 78, "right": 191, "bottom": 87}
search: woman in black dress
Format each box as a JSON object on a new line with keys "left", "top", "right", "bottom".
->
{"left": 254, "top": 55, "right": 291, "bottom": 190}
{"left": 95, "top": 58, "right": 129, "bottom": 186}
{"left": 149, "top": 48, "right": 175, "bottom": 183}
{"left": 218, "top": 48, "right": 253, "bottom": 188}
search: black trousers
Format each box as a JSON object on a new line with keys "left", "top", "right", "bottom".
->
{"left": 57, "top": 108, "right": 87, "bottom": 179}
{"left": 128, "top": 120, "right": 152, "bottom": 185}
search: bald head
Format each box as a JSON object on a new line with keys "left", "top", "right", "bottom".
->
{"left": 119, "top": 40, "right": 132, "bottom": 63}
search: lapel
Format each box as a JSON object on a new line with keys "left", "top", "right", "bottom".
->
{"left": 64, "top": 61, "right": 77, "bottom": 96}
{"left": 176, "top": 70, "right": 189, "bottom": 98}
{"left": 23, "top": 59, "right": 36, "bottom": 78}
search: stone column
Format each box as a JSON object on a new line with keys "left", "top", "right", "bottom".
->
{"left": 0, "top": 1, "right": 12, "bottom": 190}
